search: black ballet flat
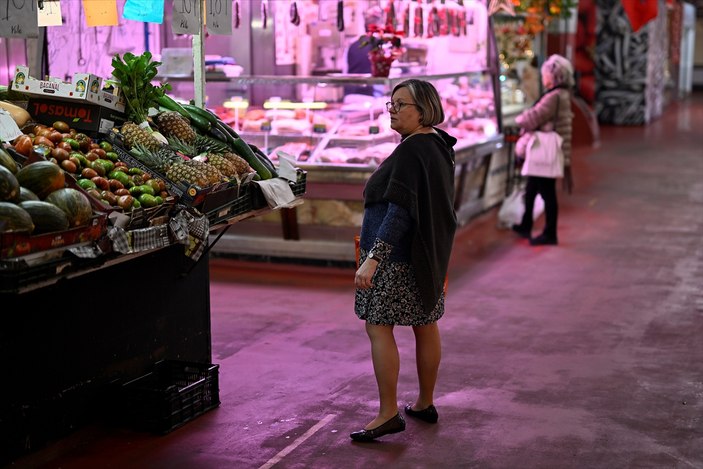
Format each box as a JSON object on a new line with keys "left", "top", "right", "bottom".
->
{"left": 404, "top": 404, "right": 439, "bottom": 424}
{"left": 350, "top": 413, "right": 406, "bottom": 442}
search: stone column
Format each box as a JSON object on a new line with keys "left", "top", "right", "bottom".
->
{"left": 594, "top": 0, "right": 667, "bottom": 125}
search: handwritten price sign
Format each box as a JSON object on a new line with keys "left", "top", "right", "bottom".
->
{"left": 0, "top": 0, "right": 39, "bottom": 38}
{"left": 206, "top": 0, "right": 231, "bottom": 35}
{"left": 172, "top": 0, "right": 201, "bottom": 35}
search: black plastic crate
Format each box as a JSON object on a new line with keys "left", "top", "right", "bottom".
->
{"left": 120, "top": 360, "right": 220, "bottom": 434}
{"left": 203, "top": 188, "right": 254, "bottom": 226}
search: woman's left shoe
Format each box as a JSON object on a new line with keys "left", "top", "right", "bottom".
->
{"left": 404, "top": 404, "right": 439, "bottom": 423}
{"left": 350, "top": 413, "right": 406, "bottom": 442}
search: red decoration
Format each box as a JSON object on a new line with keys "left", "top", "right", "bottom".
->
{"left": 621, "top": 0, "right": 658, "bottom": 33}
{"left": 368, "top": 51, "right": 396, "bottom": 77}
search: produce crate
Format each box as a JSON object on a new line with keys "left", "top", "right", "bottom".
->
{"left": 0, "top": 254, "right": 73, "bottom": 293}
{"left": 251, "top": 170, "right": 307, "bottom": 209}
{"left": 0, "top": 213, "right": 107, "bottom": 259}
{"left": 107, "top": 133, "right": 244, "bottom": 209}
{"left": 200, "top": 183, "right": 253, "bottom": 226}
{"left": 119, "top": 360, "right": 220, "bottom": 434}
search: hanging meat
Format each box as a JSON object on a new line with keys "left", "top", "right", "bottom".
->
{"left": 337, "top": 0, "right": 344, "bottom": 31}
{"left": 234, "top": 0, "right": 240, "bottom": 29}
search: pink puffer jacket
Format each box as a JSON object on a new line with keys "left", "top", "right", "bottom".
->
{"left": 515, "top": 88, "right": 573, "bottom": 166}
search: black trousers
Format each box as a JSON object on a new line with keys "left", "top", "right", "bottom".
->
{"left": 520, "top": 176, "right": 558, "bottom": 239}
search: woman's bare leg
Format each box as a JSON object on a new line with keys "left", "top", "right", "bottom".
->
{"left": 411, "top": 322, "right": 441, "bottom": 410}
{"left": 365, "top": 323, "right": 400, "bottom": 429}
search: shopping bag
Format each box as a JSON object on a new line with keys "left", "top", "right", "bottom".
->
{"left": 497, "top": 188, "right": 544, "bottom": 228}
{"left": 521, "top": 131, "right": 564, "bottom": 178}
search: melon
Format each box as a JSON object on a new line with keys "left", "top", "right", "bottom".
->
{"left": 0, "top": 201, "right": 34, "bottom": 233}
{"left": 16, "top": 161, "right": 65, "bottom": 199}
{"left": 17, "top": 187, "right": 39, "bottom": 202}
{"left": 19, "top": 200, "right": 70, "bottom": 234}
{"left": 0, "top": 165, "right": 19, "bottom": 202}
{"left": 45, "top": 188, "right": 93, "bottom": 227}
{"left": 0, "top": 147, "right": 18, "bottom": 174}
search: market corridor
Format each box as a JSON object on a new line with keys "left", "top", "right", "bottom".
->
{"left": 15, "top": 93, "right": 703, "bottom": 468}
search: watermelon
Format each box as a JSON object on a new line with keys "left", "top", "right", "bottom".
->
{"left": 0, "top": 201, "right": 34, "bottom": 233}
{"left": 0, "top": 165, "right": 19, "bottom": 202}
{"left": 16, "top": 161, "right": 65, "bottom": 199}
{"left": 19, "top": 200, "right": 70, "bottom": 234}
{"left": 45, "top": 188, "right": 93, "bottom": 227}
{"left": 0, "top": 147, "right": 18, "bottom": 174}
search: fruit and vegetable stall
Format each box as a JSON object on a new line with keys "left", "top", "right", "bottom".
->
{"left": 0, "top": 53, "right": 305, "bottom": 458}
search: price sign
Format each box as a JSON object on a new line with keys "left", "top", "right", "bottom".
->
{"left": 172, "top": 0, "right": 201, "bottom": 35}
{"left": 206, "top": 0, "right": 231, "bottom": 35}
{"left": 0, "top": 0, "right": 39, "bottom": 38}
{"left": 260, "top": 121, "right": 272, "bottom": 132}
{"left": 313, "top": 124, "right": 327, "bottom": 134}
{"left": 123, "top": 0, "right": 165, "bottom": 24}
{"left": 37, "top": 0, "right": 62, "bottom": 27}
{"left": 368, "top": 125, "right": 380, "bottom": 135}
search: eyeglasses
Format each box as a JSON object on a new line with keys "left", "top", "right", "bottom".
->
{"left": 385, "top": 101, "right": 419, "bottom": 113}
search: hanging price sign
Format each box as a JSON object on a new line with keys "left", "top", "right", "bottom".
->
{"left": 206, "top": 0, "right": 231, "bottom": 35}
{"left": 172, "top": 0, "right": 201, "bottom": 34}
{"left": 0, "top": 0, "right": 39, "bottom": 38}
{"left": 37, "top": 0, "right": 62, "bottom": 27}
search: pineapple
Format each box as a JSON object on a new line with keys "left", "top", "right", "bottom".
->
{"left": 194, "top": 134, "right": 230, "bottom": 154}
{"left": 130, "top": 143, "right": 181, "bottom": 174}
{"left": 154, "top": 112, "right": 197, "bottom": 145}
{"left": 120, "top": 122, "right": 161, "bottom": 151}
{"left": 167, "top": 136, "right": 199, "bottom": 157}
{"left": 167, "top": 163, "right": 210, "bottom": 188}
{"left": 185, "top": 160, "right": 224, "bottom": 185}
{"left": 220, "top": 152, "right": 251, "bottom": 176}
{"left": 207, "top": 154, "right": 239, "bottom": 178}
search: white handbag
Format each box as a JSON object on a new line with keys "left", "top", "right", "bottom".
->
{"left": 520, "top": 130, "right": 564, "bottom": 178}
{"left": 520, "top": 94, "right": 564, "bottom": 178}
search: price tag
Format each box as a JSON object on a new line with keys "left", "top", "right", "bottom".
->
{"left": 368, "top": 126, "right": 380, "bottom": 135}
{"left": 172, "top": 0, "right": 201, "bottom": 34}
{"left": 37, "top": 0, "right": 62, "bottom": 27}
{"left": 206, "top": 0, "right": 232, "bottom": 35}
{"left": 123, "top": 0, "right": 165, "bottom": 24}
{"left": 0, "top": 110, "right": 23, "bottom": 143}
{"left": 313, "top": 124, "right": 327, "bottom": 134}
{"left": 0, "top": 0, "right": 39, "bottom": 38}
{"left": 260, "top": 121, "right": 272, "bottom": 132}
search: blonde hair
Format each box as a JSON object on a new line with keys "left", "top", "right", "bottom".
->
{"left": 541, "top": 54, "right": 575, "bottom": 88}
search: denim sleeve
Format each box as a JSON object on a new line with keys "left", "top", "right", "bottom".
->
{"left": 370, "top": 202, "right": 413, "bottom": 261}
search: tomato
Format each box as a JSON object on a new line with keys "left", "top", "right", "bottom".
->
{"left": 12, "top": 135, "right": 33, "bottom": 156}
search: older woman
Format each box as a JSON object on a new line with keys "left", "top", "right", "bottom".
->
{"left": 350, "top": 79, "right": 457, "bottom": 442}
{"left": 512, "top": 54, "right": 575, "bottom": 246}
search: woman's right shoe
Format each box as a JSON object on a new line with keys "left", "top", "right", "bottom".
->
{"left": 404, "top": 404, "right": 439, "bottom": 423}
{"left": 530, "top": 234, "right": 558, "bottom": 246}
{"left": 350, "top": 413, "right": 406, "bottom": 442}
{"left": 511, "top": 224, "right": 531, "bottom": 239}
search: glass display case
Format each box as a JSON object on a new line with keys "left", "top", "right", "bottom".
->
{"left": 208, "top": 71, "right": 508, "bottom": 264}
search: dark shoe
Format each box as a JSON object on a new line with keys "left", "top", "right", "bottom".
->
{"left": 511, "top": 224, "right": 531, "bottom": 239}
{"left": 404, "top": 404, "right": 439, "bottom": 424}
{"left": 530, "top": 234, "right": 558, "bottom": 246}
{"left": 350, "top": 413, "right": 406, "bottom": 442}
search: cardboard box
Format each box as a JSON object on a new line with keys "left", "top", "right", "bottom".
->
{"left": 0, "top": 213, "right": 107, "bottom": 259}
{"left": 11, "top": 66, "right": 125, "bottom": 112}
{"left": 26, "top": 96, "right": 126, "bottom": 138}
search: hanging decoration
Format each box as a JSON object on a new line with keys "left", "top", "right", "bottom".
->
{"left": 621, "top": 0, "right": 658, "bottom": 32}
{"left": 488, "top": 0, "right": 516, "bottom": 16}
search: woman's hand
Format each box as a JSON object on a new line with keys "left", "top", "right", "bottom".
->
{"left": 355, "top": 258, "right": 379, "bottom": 289}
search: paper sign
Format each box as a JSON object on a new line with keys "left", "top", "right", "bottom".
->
{"left": 0, "top": 0, "right": 39, "bottom": 38}
{"left": 37, "top": 0, "right": 63, "bottom": 27}
{"left": 0, "top": 110, "right": 23, "bottom": 143}
{"left": 123, "top": 0, "right": 164, "bottom": 24}
{"left": 206, "top": 0, "right": 232, "bottom": 35}
{"left": 82, "top": 0, "right": 119, "bottom": 27}
{"left": 172, "top": 0, "right": 201, "bottom": 35}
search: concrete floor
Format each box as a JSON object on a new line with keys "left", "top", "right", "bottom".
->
{"left": 12, "top": 93, "right": 703, "bottom": 468}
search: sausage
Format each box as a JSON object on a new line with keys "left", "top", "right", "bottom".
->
{"left": 261, "top": 0, "right": 268, "bottom": 29}
{"left": 337, "top": 1, "right": 344, "bottom": 32}
{"left": 234, "top": 0, "right": 240, "bottom": 29}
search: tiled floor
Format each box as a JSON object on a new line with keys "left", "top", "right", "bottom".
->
{"left": 11, "top": 93, "right": 703, "bottom": 468}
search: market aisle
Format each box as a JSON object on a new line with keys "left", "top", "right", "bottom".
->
{"left": 13, "top": 93, "right": 703, "bottom": 468}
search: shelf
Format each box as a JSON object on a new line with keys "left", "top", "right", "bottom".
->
{"left": 227, "top": 70, "right": 494, "bottom": 87}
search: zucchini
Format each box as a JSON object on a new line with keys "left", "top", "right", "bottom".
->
{"left": 207, "top": 126, "right": 230, "bottom": 145}
{"left": 182, "top": 104, "right": 219, "bottom": 125}
{"left": 154, "top": 94, "right": 191, "bottom": 120}
{"left": 248, "top": 143, "right": 278, "bottom": 178}
{"left": 231, "top": 136, "right": 272, "bottom": 180}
